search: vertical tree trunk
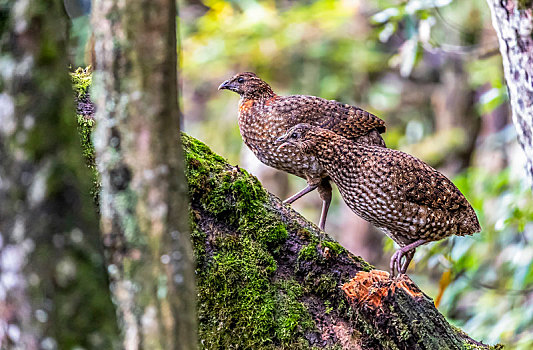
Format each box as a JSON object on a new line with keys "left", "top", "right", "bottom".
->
{"left": 0, "top": 1, "right": 118, "bottom": 349}
{"left": 91, "top": 0, "right": 197, "bottom": 349}
{"left": 486, "top": 0, "right": 533, "bottom": 183}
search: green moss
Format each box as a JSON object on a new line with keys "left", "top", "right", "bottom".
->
{"left": 70, "top": 66, "right": 92, "bottom": 98}
{"left": 195, "top": 231, "right": 315, "bottom": 348}
{"left": 189, "top": 214, "right": 207, "bottom": 266}
{"left": 182, "top": 133, "right": 315, "bottom": 348}
{"left": 352, "top": 255, "right": 373, "bottom": 272}
{"left": 71, "top": 68, "right": 99, "bottom": 205}
{"left": 352, "top": 316, "right": 400, "bottom": 350}
{"left": 76, "top": 115, "right": 99, "bottom": 203}
{"left": 298, "top": 243, "right": 319, "bottom": 260}
{"left": 198, "top": 235, "right": 277, "bottom": 348}
{"left": 463, "top": 343, "right": 504, "bottom": 350}
{"left": 77, "top": 115, "right": 95, "bottom": 163}
{"left": 305, "top": 273, "right": 338, "bottom": 298}
{"left": 397, "top": 320, "right": 411, "bottom": 341}
{"left": 183, "top": 133, "right": 288, "bottom": 248}
{"left": 324, "top": 300, "right": 333, "bottom": 315}
{"left": 321, "top": 240, "right": 345, "bottom": 256}
{"left": 462, "top": 344, "right": 482, "bottom": 350}
{"left": 273, "top": 280, "right": 314, "bottom": 344}
{"left": 297, "top": 227, "right": 312, "bottom": 239}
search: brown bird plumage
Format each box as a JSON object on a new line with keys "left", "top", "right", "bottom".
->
{"left": 219, "top": 72, "right": 386, "bottom": 229}
{"left": 277, "top": 124, "right": 481, "bottom": 276}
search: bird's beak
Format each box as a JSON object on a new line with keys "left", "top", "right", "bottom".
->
{"left": 276, "top": 135, "right": 291, "bottom": 151}
{"left": 218, "top": 79, "right": 233, "bottom": 91}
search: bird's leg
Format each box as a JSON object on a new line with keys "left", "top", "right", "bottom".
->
{"left": 283, "top": 183, "right": 318, "bottom": 204}
{"left": 317, "top": 179, "right": 332, "bottom": 231}
{"left": 390, "top": 239, "right": 427, "bottom": 277}
{"left": 400, "top": 250, "right": 415, "bottom": 274}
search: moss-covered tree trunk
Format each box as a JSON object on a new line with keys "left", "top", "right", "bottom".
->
{"left": 182, "top": 135, "right": 496, "bottom": 350}
{"left": 486, "top": 0, "right": 533, "bottom": 184}
{"left": 91, "top": 0, "right": 197, "bottom": 348}
{"left": 0, "top": 2, "right": 118, "bottom": 349}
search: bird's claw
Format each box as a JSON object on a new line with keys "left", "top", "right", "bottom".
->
{"left": 390, "top": 249, "right": 406, "bottom": 278}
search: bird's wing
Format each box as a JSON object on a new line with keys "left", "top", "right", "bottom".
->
{"left": 272, "top": 96, "right": 386, "bottom": 140}
{"left": 381, "top": 150, "right": 470, "bottom": 211}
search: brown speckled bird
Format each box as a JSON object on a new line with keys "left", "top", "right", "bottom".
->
{"left": 219, "top": 72, "right": 386, "bottom": 230}
{"left": 277, "top": 124, "right": 481, "bottom": 276}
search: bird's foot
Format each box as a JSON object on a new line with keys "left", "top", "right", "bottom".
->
{"left": 400, "top": 250, "right": 414, "bottom": 274}
{"left": 389, "top": 240, "right": 427, "bottom": 277}
{"left": 390, "top": 250, "right": 412, "bottom": 278}
{"left": 389, "top": 250, "right": 405, "bottom": 278}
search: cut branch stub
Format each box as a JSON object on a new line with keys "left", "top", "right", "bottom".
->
{"left": 342, "top": 270, "right": 424, "bottom": 310}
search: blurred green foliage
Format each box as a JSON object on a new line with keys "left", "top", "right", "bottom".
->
{"left": 443, "top": 167, "right": 533, "bottom": 348}
{"left": 180, "top": 0, "right": 391, "bottom": 161}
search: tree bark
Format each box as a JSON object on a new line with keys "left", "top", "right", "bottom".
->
{"left": 0, "top": 2, "right": 117, "bottom": 349}
{"left": 486, "top": 0, "right": 533, "bottom": 184}
{"left": 91, "top": 0, "right": 197, "bottom": 349}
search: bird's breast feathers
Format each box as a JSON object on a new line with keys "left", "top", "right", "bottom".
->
{"left": 239, "top": 99, "right": 255, "bottom": 114}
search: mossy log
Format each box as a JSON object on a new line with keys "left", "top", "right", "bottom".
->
{"left": 182, "top": 135, "right": 496, "bottom": 350}
{"left": 72, "top": 69, "right": 496, "bottom": 349}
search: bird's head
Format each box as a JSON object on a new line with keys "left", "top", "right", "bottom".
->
{"left": 218, "top": 72, "right": 275, "bottom": 99}
{"left": 276, "top": 123, "right": 320, "bottom": 153}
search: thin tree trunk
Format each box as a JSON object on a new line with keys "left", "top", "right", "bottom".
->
{"left": 486, "top": 0, "right": 533, "bottom": 183}
{"left": 0, "top": 1, "right": 117, "bottom": 349}
{"left": 91, "top": 0, "right": 197, "bottom": 348}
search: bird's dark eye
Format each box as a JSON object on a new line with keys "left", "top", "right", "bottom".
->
{"left": 237, "top": 77, "right": 244, "bottom": 83}
{"left": 290, "top": 132, "right": 298, "bottom": 139}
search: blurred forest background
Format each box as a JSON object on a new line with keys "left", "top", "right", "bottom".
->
{"left": 68, "top": 0, "right": 533, "bottom": 348}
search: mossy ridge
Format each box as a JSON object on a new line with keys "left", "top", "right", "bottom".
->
{"left": 76, "top": 119, "right": 486, "bottom": 348}
{"left": 182, "top": 133, "right": 388, "bottom": 348}
{"left": 183, "top": 133, "right": 319, "bottom": 348}
{"left": 71, "top": 67, "right": 99, "bottom": 205}
{"left": 183, "top": 134, "right": 377, "bottom": 348}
